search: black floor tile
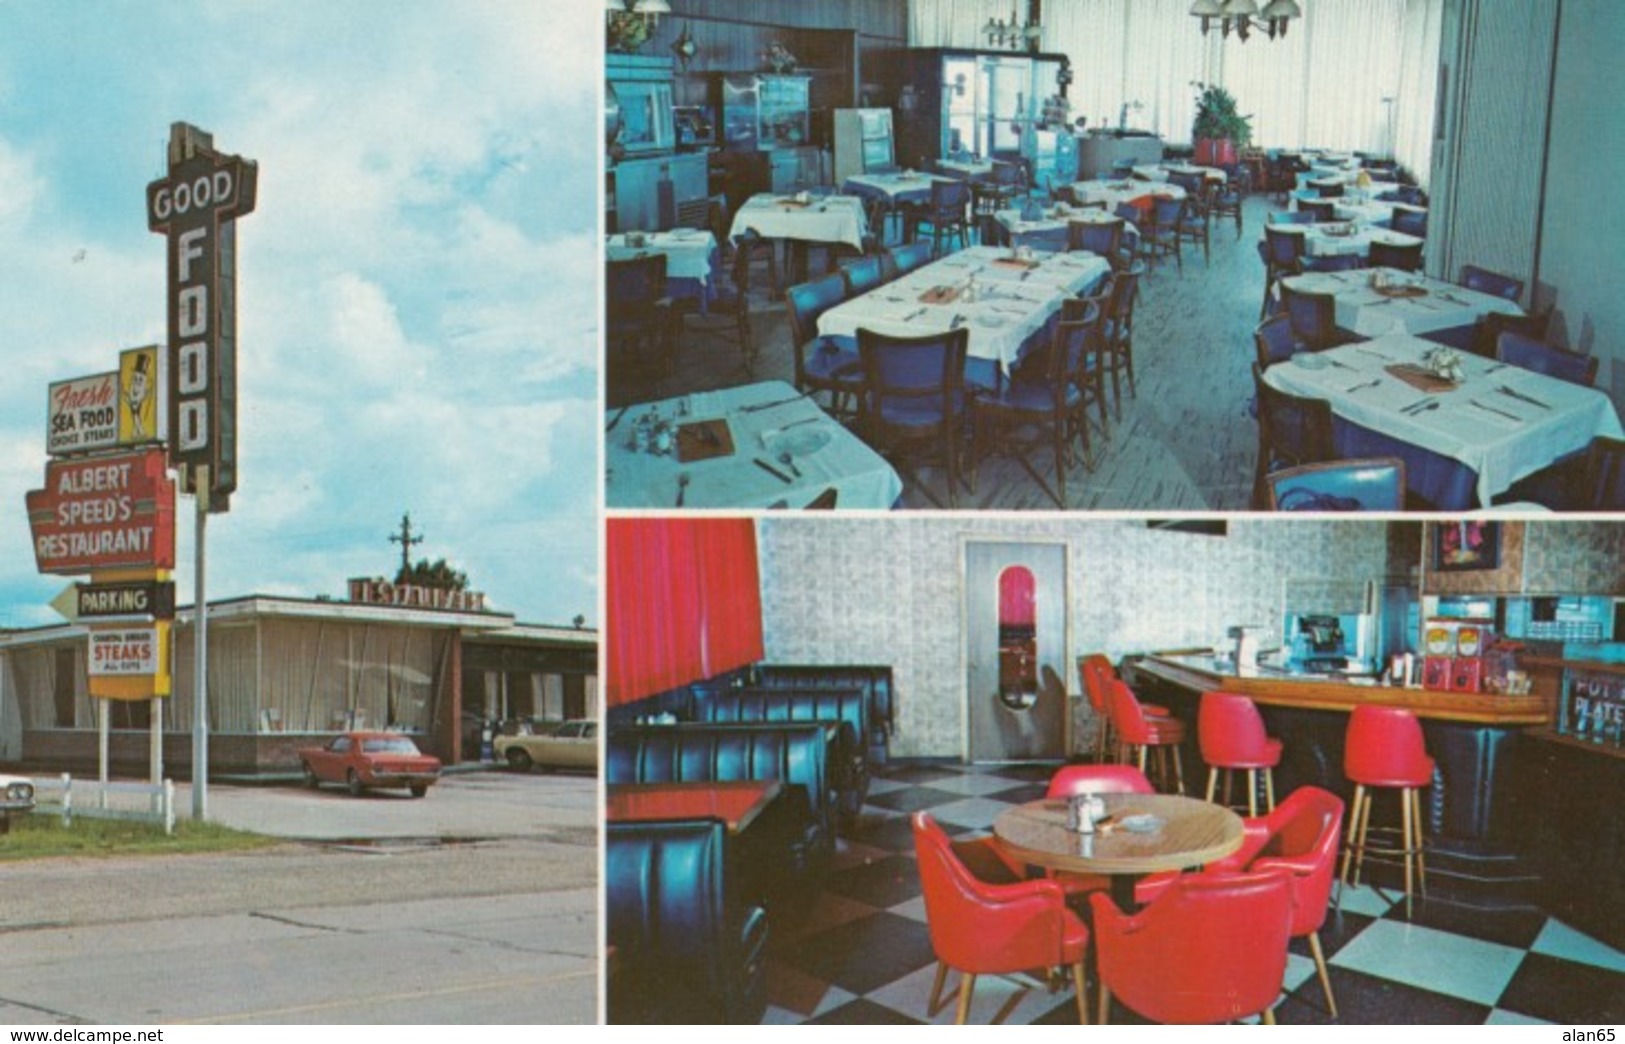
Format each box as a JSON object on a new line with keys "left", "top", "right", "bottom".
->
{"left": 1314, "top": 906, "right": 1379, "bottom": 958}
{"left": 803, "top": 998, "right": 924, "bottom": 1025}
{"left": 842, "top": 810, "right": 918, "bottom": 852}
{"left": 1394, "top": 897, "right": 1548, "bottom": 950}
{"left": 982, "top": 781, "right": 1048, "bottom": 804}
{"left": 876, "top": 764, "right": 964, "bottom": 785}
{"left": 865, "top": 785, "right": 967, "bottom": 814}
{"left": 779, "top": 910, "right": 936, "bottom": 997}
{"left": 823, "top": 853, "right": 923, "bottom": 908}
{"left": 1495, "top": 952, "right": 1625, "bottom": 1024}
{"left": 1276, "top": 965, "right": 1491, "bottom": 1025}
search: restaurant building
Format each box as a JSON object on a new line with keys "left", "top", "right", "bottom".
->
{"left": 0, "top": 590, "right": 597, "bottom": 775}
{"left": 605, "top": 516, "right": 1624, "bottom": 1024}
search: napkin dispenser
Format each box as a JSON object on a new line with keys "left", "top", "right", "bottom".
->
{"left": 1230, "top": 625, "right": 1265, "bottom": 670}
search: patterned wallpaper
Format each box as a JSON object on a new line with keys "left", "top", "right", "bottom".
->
{"left": 756, "top": 518, "right": 1391, "bottom": 758}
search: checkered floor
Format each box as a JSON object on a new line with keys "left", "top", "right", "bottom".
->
{"left": 757, "top": 761, "right": 1625, "bottom": 1025}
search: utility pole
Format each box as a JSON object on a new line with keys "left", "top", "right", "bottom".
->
{"left": 390, "top": 513, "right": 424, "bottom": 579}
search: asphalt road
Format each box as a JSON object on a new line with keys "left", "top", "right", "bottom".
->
{"left": 0, "top": 770, "right": 599, "bottom": 1025}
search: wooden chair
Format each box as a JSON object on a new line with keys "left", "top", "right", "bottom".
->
{"left": 606, "top": 253, "right": 676, "bottom": 375}
{"left": 785, "top": 274, "right": 864, "bottom": 421}
{"left": 1252, "top": 363, "right": 1336, "bottom": 509}
{"left": 857, "top": 326, "right": 972, "bottom": 508}
{"left": 1099, "top": 262, "right": 1144, "bottom": 420}
{"left": 1267, "top": 458, "right": 1407, "bottom": 511}
{"left": 1496, "top": 331, "right": 1599, "bottom": 387}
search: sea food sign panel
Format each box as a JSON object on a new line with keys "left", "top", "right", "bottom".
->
{"left": 25, "top": 449, "right": 177, "bottom": 574}
{"left": 146, "top": 125, "right": 257, "bottom": 508}
{"left": 47, "top": 372, "right": 119, "bottom": 455}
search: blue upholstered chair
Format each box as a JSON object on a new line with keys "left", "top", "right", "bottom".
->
{"left": 786, "top": 273, "right": 864, "bottom": 419}
{"left": 883, "top": 240, "right": 933, "bottom": 280}
{"left": 1253, "top": 363, "right": 1336, "bottom": 509}
{"left": 1583, "top": 436, "right": 1625, "bottom": 510}
{"left": 857, "top": 326, "right": 971, "bottom": 507}
{"left": 1280, "top": 282, "right": 1344, "bottom": 350}
{"left": 1260, "top": 225, "right": 1306, "bottom": 319}
{"left": 839, "top": 254, "right": 884, "bottom": 296}
{"left": 1496, "top": 331, "right": 1599, "bottom": 387}
{"left": 1370, "top": 238, "right": 1423, "bottom": 272}
{"left": 903, "top": 179, "right": 973, "bottom": 257}
{"left": 1389, "top": 204, "right": 1428, "bottom": 238}
{"left": 1068, "top": 216, "right": 1125, "bottom": 262}
{"left": 1460, "top": 265, "right": 1523, "bottom": 302}
{"left": 1210, "top": 164, "right": 1247, "bottom": 238}
{"left": 1307, "top": 178, "right": 1345, "bottom": 199}
{"left": 1266, "top": 458, "right": 1407, "bottom": 511}
{"left": 1254, "top": 314, "right": 1300, "bottom": 369}
{"left": 1300, "top": 198, "right": 1338, "bottom": 223}
{"left": 1146, "top": 195, "right": 1187, "bottom": 273}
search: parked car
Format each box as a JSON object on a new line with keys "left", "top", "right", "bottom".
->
{"left": 297, "top": 732, "right": 441, "bottom": 797}
{"left": 494, "top": 719, "right": 597, "bottom": 773}
{"left": 0, "top": 774, "right": 35, "bottom": 834}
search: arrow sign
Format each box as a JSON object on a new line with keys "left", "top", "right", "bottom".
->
{"left": 49, "top": 584, "right": 80, "bottom": 623}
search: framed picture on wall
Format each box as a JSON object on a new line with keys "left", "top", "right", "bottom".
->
{"left": 1433, "top": 521, "right": 1501, "bottom": 572}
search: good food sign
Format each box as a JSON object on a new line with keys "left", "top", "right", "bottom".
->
{"left": 25, "top": 449, "right": 177, "bottom": 574}
{"left": 146, "top": 123, "right": 257, "bottom": 509}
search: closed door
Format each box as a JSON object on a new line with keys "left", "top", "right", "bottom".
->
{"left": 965, "top": 542, "right": 1067, "bottom": 762}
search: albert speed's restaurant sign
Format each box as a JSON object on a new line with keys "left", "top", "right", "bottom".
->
{"left": 25, "top": 449, "right": 176, "bottom": 574}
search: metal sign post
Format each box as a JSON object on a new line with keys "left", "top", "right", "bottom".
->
{"left": 192, "top": 465, "right": 208, "bottom": 820}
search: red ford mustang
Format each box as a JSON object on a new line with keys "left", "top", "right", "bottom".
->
{"left": 298, "top": 732, "right": 442, "bottom": 797}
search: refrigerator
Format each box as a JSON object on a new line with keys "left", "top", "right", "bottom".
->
{"left": 719, "top": 74, "right": 811, "bottom": 152}
{"left": 832, "top": 108, "right": 895, "bottom": 183}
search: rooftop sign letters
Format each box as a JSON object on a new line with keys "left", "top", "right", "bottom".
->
{"left": 147, "top": 123, "right": 257, "bottom": 510}
{"left": 25, "top": 450, "right": 177, "bottom": 574}
{"left": 348, "top": 577, "right": 489, "bottom": 614}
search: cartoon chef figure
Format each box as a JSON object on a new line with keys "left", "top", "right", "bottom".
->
{"left": 119, "top": 348, "right": 158, "bottom": 443}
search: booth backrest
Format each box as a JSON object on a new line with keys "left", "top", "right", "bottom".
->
{"left": 607, "top": 723, "right": 833, "bottom": 827}
{"left": 752, "top": 664, "right": 895, "bottom": 760}
{"left": 606, "top": 817, "right": 768, "bottom": 1024}
{"left": 694, "top": 687, "right": 867, "bottom": 751}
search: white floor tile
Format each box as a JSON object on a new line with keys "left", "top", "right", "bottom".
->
{"left": 1331, "top": 918, "right": 1524, "bottom": 1006}
{"left": 1531, "top": 919, "right": 1625, "bottom": 974}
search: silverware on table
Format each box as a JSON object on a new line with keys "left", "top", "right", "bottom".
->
{"left": 605, "top": 405, "right": 631, "bottom": 432}
{"left": 1356, "top": 348, "right": 1394, "bottom": 361}
{"left": 753, "top": 457, "right": 794, "bottom": 483}
{"left": 777, "top": 451, "right": 803, "bottom": 479}
{"left": 1325, "top": 357, "right": 1358, "bottom": 370}
{"left": 1400, "top": 397, "right": 1436, "bottom": 415}
{"left": 1470, "top": 399, "right": 1523, "bottom": 422}
{"left": 1345, "top": 378, "right": 1382, "bottom": 393}
{"left": 1497, "top": 385, "right": 1551, "bottom": 409}
{"left": 676, "top": 472, "right": 689, "bottom": 507}
{"left": 740, "top": 392, "right": 813, "bottom": 413}
{"left": 1406, "top": 400, "right": 1441, "bottom": 417}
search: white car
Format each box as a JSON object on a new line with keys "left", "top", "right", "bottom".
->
{"left": 1, "top": 775, "right": 36, "bottom": 834}
{"left": 494, "top": 720, "right": 598, "bottom": 773}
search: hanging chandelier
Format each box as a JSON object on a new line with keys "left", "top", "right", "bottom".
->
{"left": 1190, "top": 0, "right": 1301, "bottom": 42}
{"left": 983, "top": 4, "right": 1042, "bottom": 52}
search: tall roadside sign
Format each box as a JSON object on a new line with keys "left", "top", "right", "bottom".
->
{"left": 146, "top": 123, "right": 257, "bottom": 820}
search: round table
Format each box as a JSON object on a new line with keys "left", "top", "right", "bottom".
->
{"left": 993, "top": 793, "right": 1244, "bottom": 910}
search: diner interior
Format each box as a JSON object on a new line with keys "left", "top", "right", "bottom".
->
{"left": 604, "top": 0, "right": 1624, "bottom": 511}
{"left": 605, "top": 516, "right": 1625, "bottom": 1024}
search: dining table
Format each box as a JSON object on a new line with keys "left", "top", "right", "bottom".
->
{"left": 814, "top": 244, "right": 1112, "bottom": 386}
{"left": 840, "top": 170, "right": 957, "bottom": 207}
{"left": 993, "top": 793, "right": 1245, "bottom": 911}
{"left": 605, "top": 228, "right": 719, "bottom": 311}
{"left": 604, "top": 380, "right": 902, "bottom": 510}
{"left": 1280, "top": 267, "right": 1525, "bottom": 338}
{"left": 1263, "top": 328, "right": 1624, "bottom": 508}
{"left": 994, "top": 203, "right": 1124, "bottom": 252}
{"left": 606, "top": 780, "right": 784, "bottom": 834}
{"left": 1132, "top": 162, "right": 1226, "bottom": 184}
{"left": 1264, "top": 220, "right": 1424, "bottom": 260}
{"left": 1070, "top": 177, "right": 1185, "bottom": 212}
{"left": 1331, "top": 198, "right": 1421, "bottom": 228}
{"left": 936, "top": 158, "right": 995, "bottom": 180}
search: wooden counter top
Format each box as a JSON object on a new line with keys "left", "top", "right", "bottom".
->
{"left": 1521, "top": 655, "right": 1625, "bottom": 677}
{"left": 1135, "top": 654, "right": 1552, "bottom": 726}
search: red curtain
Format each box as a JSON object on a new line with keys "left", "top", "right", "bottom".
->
{"left": 606, "top": 518, "right": 764, "bottom": 707}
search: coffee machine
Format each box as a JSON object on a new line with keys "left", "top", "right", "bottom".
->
{"left": 1286, "top": 613, "right": 1368, "bottom": 673}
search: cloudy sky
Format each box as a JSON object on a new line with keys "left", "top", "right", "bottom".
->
{"left": 0, "top": 1, "right": 600, "bottom": 629}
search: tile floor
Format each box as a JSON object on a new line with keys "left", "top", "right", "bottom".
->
{"left": 757, "top": 761, "right": 1625, "bottom": 1025}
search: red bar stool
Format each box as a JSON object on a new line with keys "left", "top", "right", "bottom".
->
{"left": 1339, "top": 705, "right": 1435, "bottom": 918}
{"left": 1198, "top": 691, "right": 1283, "bottom": 816}
{"left": 1078, "top": 655, "right": 1170, "bottom": 764}
{"left": 1107, "top": 679, "right": 1185, "bottom": 794}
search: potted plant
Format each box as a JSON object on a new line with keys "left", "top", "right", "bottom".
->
{"left": 1191, "top": 82, "right": 1253, "bottom": 166}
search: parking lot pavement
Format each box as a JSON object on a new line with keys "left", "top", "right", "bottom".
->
{"left": 178, "top": 766, "right": 598, "bottom": 841}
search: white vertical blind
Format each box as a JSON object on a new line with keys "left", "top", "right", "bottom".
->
{"left": 909, "top": 0, "right": 1442, "bottom": 178}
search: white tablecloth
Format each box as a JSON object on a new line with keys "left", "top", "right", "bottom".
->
{"left": 937, "top": 159, "right": 994, "bottom": 179}
{"left": 605, "top": 381, "right": 901, "bottom": 510}
{"left": 841, "top": 172, "right": 955, "bottom": 205}
{"left": 1263, "top": 330, "right": 1623, "bottom": 506}
{"left": 1265, "top": 222, "right": 1424, "bottom": 259}
{"left": 995, "top": 204, "right": 1123, "bottom": 244}
{"left": 1133, "top": 163, "right": 1225, "bottom": 184}
{"left": 604, "top": 230, "right": 716, "bottom": 282}
{"left": 1071, "top": 178, "right": 1185, "bottom": 210}
{"left": 1281, "top": 268, "right": 1525, "bottom": 337}
{"left": 1332, "top": 199, "right": 1416, "bottom": 228}
{"left": 729, "top": 194, "right": 867, "bottom": 252}
{"left": 815, "top": 245, "right": 1111, "bottom": 377}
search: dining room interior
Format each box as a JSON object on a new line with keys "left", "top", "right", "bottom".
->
{"left": 604, "top": 514, "right": 1625, "bottom": 1024}
{"left": 603, "top": 0, "right": 1624, "bottom": 511}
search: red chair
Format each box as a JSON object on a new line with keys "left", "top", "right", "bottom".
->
{"left": 1198, "top": 691, "right": 1283, "bottom": 816}
{"left": 1107, "top": 680, "right": 1186, "bottom": 794}
{"left": 1047, "top": 764, "right": 1154, "bottom": 799}
{"left": 1142, "top": 786, "right": 1345, "bottom": 1017}
{"left": 1339, "top": 705, "right": 1434, "bottom": 918}
{"left": 1091, "top": 867, "right": 1294, "bottom": 1024}
{"left": 913, "top": 812, "right": 1090, "bottom": 1024}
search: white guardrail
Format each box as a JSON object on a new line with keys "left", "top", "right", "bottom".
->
{"left": 31, "top": 774, "right": 176, "bottom": 835}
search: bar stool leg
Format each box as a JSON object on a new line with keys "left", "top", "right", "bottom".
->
{"left": 1098, "top": 984, "right": 1112, "bottom": 1026}
{"left": 1205, "top": 766, "right": 1218, "bottom": 804}
{"left": 1352, "top": 786, "right": 1374, "bottom": 888}
{"left": 1171, "top": 747, "right": 1185, "bottom": 795}
{"left": 1072, "top": 961, "right": 1090, "bottom": 1025}
{"left": 1264, "top": 768, "right": 1276, "bottom": 812}
{"left": 1401, "top": 781, "right": 1415, "bottom": 918}
{"left": 1338, "top": 783, "right": 1366, "bottom": 906}
{"left": 1413, "top": 788, "right": 1429, "bottom": 898}
{"left": 1246, "top": 769, "right": 1258, "bottom": 817}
